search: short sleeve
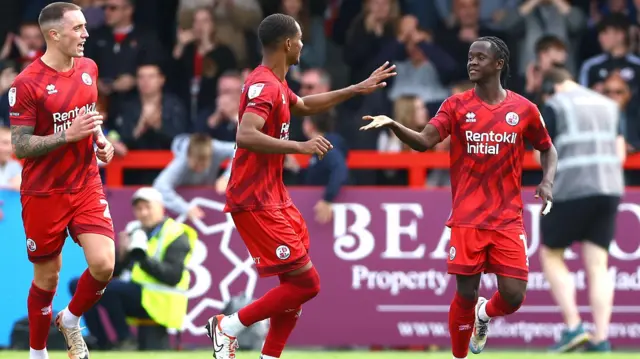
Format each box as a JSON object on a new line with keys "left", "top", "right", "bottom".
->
{"left": 244, "top": 82, "right": 276, "bottom": 120}
{"left": 524, "top": 104, "right": 552, "bottom": 151}
{"left": 9, "top": 78, "right": 37, "bottom": 127}
{"left": 427, "top": 98, "right": 453, "bottom": 140}
{"left": 286, "top": 86, "right": 299, "bottom": 106}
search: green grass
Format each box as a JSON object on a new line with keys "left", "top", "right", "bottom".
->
{"left": 0, "top": 351, "right": 639, "bottom": 359}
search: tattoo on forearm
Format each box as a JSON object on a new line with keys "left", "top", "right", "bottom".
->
{"left": 11, "top": 125, "right": 67, "bottom": 158}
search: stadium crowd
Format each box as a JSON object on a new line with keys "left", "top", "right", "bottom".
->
{"left": 1, "top": 0, "right": 640, "bottom": 203}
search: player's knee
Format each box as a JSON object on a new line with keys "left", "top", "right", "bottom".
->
{"left": 287, "top": 266, "right": 321, "bottom": 303}
{"left": 88, "top": 255, "right": 115, "bottom": 282}
{"left": 499, "top": 287, "right": 526, "bottom": 309}
{"left": 34, "top": 269, "right": 60, "bottom": 291}
{"left": 301, "top": 267, "right": 321, "bottom": 301}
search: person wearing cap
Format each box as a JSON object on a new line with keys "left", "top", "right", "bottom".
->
{"left": 69, "top": 187, "right": 198, "bottom": 350}
{"left": 153, "top": 133, "right": 235, "bottom": 220}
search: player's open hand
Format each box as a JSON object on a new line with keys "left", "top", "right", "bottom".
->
{"left": 66, "top": 108, "right": 103, "bottom": 142}
{"left": 360, "top": 115, "right": 395, "bottom": 131}
{"left": 353, "top": 61, "right": 397, "bottom": 95}
{"left": 95, "top": 136, "right": 115, "bottom": 164}
{"left": 299, "top": 136, "right": 333, "bottom": 158}
{"left": 535, "top": 180, "right": 553, "bottom": 216}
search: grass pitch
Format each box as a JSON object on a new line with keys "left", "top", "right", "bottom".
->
{"left": 0, "top": 351, "right": 639, "bottom": 359}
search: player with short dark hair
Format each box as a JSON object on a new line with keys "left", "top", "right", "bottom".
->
{"left": 361, "top": 36, "right": 558, "bottom": 359}
{"left": 205, "top": 13, "right": 395, "bottom": 359}
{"left": 10, "top": 2, "right": 116, "bottom": 359}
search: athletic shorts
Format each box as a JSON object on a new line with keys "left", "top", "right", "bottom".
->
{"left": 447, "top": 227, "right": 529, "bottom": 281}
{"left": 231, "top": 205, "right": 311, "bottom": 277}
{"left": 541, "top": 195, "right": 620, "bottom": 250}
{"left": 21, "top": 184, "right": 115, "bottom": 263}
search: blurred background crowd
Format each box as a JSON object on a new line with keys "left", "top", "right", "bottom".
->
{"left": 1, "top": 0, "right": 640, "bottom": 212}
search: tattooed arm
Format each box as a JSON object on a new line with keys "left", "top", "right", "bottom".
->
{"left": 11, "top": 125, "right": 67, "bottom": 159}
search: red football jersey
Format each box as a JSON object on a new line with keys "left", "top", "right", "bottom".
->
{"left": 225, "top": 65, "right": 299, "bottom": 212}
{"left": 9, "top": 57, "right": 101, "bottom": 195}
{"left": 429, "top": 89, "right": 552, "bottom": 230}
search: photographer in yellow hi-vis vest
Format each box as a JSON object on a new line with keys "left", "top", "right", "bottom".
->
{"left": 69, "top": 187, "right": 197, "bottom": 350}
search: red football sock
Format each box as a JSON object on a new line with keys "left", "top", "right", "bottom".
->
{"left": 261, "top": 307, "right": 301, "bottom": 358}
{"left": 449, "top": 292, "right": 476, "bottom": 359}
{"left": 28, "top": 282, "right": 56, "bottom": 350}
{"left": 68, "top": 269, "right": 109, "bottom": 316}
{"left": 485, "top": 291, "right": 523, "bottom": 317}
{"left": 238, "top": 267, "right": 320, "bottom": 327}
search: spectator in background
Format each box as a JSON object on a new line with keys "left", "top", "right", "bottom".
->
{"left": 436, "top": 0, "right": 505, "bottom": 84}
{"left": 603, "top": 73, "right": 633, "bottom": 147}
{"left": 501, "top": 0, "right": 585, "bottom": 76}
{"left": 73, "top": 0, "right": 106, "bottom": 30}
{"left": 0, "top": 22, "right": 45, "bottom": 70}
{"left": 196, "top": 70, "right": 242, "bottom": 141}
{"left": 344, "top": 0, "right": 399, "bottom": 98}
{"left": 85, "top": 0, "right": 165, "bottom": 111}
{"left": 434, "top": 0, "right": 520, "bottom": 31}
{"left": 71, "top": 187, "right": 196, "bottom": 350}
{"left": 177, "top": 0, "right": 263, "bottom": 68}
{"left": 116, "top": 64, "right": 187, "bottom": 151}
{"left": 288, "top": 68, "right": 331, "bottom": 141}
{"left": 172, "top": 6, "right": 237, "bottom": 121}
{"left": 579, "top": 13, "right": 640, "bottom": 94}
{"left": 0, "top": 126, "right": 21, "bottom": 190}
{"left": 521, "top": 35, "right": 568, "bottom": 105}
{"left": 301, "top": 112, "right": 348, "bottom": 224}
{"left": 377, "top": 95, "right": 428, "bottom": 185}
{"left": 280, "top": 0, "right": 326, "bottom": 71}
{"left": 537, "top": 68, "right": 623, "bottom": 353}
{"left": 0, "top": 61, "right": 18, "bottom": 127}
{"left": 153, "top": 133, "right": 235, "bottom": 219}
{"left": 386, "top": 15, "right": 455, "bottom": 112}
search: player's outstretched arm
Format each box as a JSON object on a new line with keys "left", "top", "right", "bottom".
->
{"left": 291, "top": 62, "right": 397, "bottom": 117}
{"left": 237, "top": 113, "right": 333, "bottom": 156}
{"left": 10, "top": 125, "right": 67, "bottom": 159}
{"left": 360, "top": 115, "right": 442, "bottom": 152}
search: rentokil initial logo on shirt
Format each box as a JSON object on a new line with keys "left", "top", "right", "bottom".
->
{"left": 53, "top": 102, "right": 96, "bottom": 133}
{"left": 465, "top": 131, "right": 517, "bottom": 155}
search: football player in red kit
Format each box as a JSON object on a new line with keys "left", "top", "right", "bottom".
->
{"left": 205, "top": 13, "right": 396, "bottom": 359}
{"left": 360, "top": 36, "right": 558, "bottom": 359}
{"left": 9, "top": 3, "right": 115, "bottom": 359}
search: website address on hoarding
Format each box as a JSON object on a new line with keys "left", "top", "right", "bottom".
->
{"left": 397, "top": 319, "right": 640, "bottom": 342}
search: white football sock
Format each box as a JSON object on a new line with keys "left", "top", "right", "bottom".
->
{"left": 478, "top": 301, "right": 490, "bottom": 322}
{"left": 61, "top": 307, "right": 81, "bottom": 328}
{"left": 29, "top": 348, "right": 49, "bottom": 359}
{"left": 220, "top": 313, "right": 245, "bottom": 337}
{"left": 261, "top": 355, "right": 278, "bottom": 359}
{"left": 453, "top": 356, "right": 467, "bottom": 359}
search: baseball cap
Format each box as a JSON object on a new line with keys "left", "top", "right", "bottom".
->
{"left": 132, "top": 187, "right": 164, "bottom": 205}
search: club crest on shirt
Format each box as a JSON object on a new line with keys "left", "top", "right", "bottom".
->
{"left": 505, "top": 112, "right": 519, "bottom": 126}
{"left": 8, "top": 87, "right": 16, "bottom": 106}
{"left": 82, "top": 72, "right": 93, "bottom": 85}
{"left": 248, "top": 83, "right": 264, "bottom": 99}
{"left": 276, "top": 245, "right": 291, "bottom": 260}
{"left": 26, "top": 238, "right": 36, "bottom": 252}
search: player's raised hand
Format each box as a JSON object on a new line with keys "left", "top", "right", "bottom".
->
{"left": 66, "top": 108, "right": 103, "bottom": 142}
{"left": 360, "top": 115, "right": 395, "bottom": 131}
{"left": 535, "top": 181, "right": 554, "bottom": 216}
{"left": 353, "top": 61, "right": 397, "bottom": 95}
{"left": 95, "top": 135, "right": 115, "bottom": 164}
{"left": 299, "top": 136, "right": 333, "bottom": 158}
